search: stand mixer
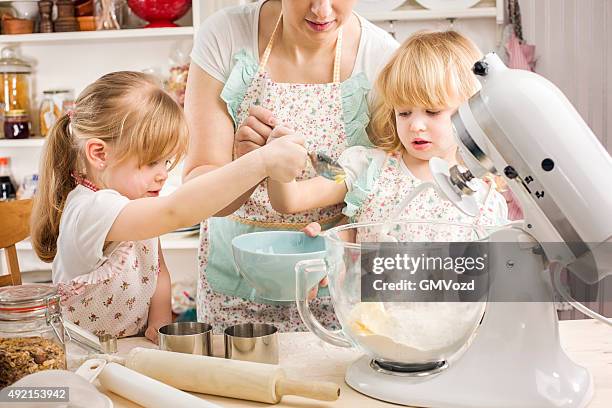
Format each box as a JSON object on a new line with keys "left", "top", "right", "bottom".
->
{"left": 296, "top": 53, "right": 612, "bottom": 407}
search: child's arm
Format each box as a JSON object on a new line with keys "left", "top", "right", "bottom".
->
{"left": 107, "top": 136, "right": 306, "bottom": 242}
{"left": 268, "top": 176, "right": 347, "bottom": 213}
{"left": 145, "top": 241, "right": 172, "bottom": 344}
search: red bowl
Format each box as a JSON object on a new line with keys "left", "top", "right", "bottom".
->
{"left": 127, "top": 0, "right": 192, "bottom": 28}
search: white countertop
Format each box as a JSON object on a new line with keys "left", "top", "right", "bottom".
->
{"left": 66, "top": 319, "right": 612, "bottom": 408}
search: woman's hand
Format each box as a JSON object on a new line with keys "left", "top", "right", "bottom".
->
{"left": 302, "top": 222, "right": 329, "bottom": 300}
{"left": 266, "top": 125, "right": 295, "bottom": 144}
{"left": 234, "top": 106, "right": 277, "bottom": 159}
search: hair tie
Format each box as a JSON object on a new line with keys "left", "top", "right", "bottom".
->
{"left": 65, "top": 109, "right": 75, "bottom": 136}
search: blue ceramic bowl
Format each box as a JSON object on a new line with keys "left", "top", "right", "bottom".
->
{"left": 231, "top": 231, "right": 327, "bottom": 301}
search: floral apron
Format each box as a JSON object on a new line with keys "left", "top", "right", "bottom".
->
{"left": 57, "top": 182, "right": 159, "bottom": 338}
{"left": 198, "top": 14, "right": 348, "bottom": 332}
{"left": 349, "top": 152, "right": 506, "bottom": 242}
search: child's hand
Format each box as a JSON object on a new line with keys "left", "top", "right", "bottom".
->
{"left": 144, "top": 319, "right": 170, "bottom": 344}
{"left": 491, "top": 176, "right": 524, "bottom": 220}
{"left": 302, "top": 222, "right": 329, "bottom": 300}
{"left": 145, "top": 325, "right": 159, "bottom": 344}
{"left": 261, "top": 134, "right": 308, "bottom": 183}
{"left": 303, "top": 222, "right": 322, "bottom": 237}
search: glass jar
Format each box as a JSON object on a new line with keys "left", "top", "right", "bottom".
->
{"left": 0, "top": 284, "right": 67, "bottom": 388}
{"left": 4, "top": 109, "right": 30, "bottom": 139}
{"left": 39, "top": 89, "right": 73, "bottom": 137}
{"left": 0, "top": 47, "right": 32, "bottom": 114}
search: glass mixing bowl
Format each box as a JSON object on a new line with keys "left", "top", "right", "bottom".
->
{"left": 296, "top": 220, "right": 489, "bottom": 373}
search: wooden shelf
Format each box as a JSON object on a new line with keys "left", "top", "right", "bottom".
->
{"left": 360, "top": 6, "right": 498, "bottom": 22}
{"left": 0, "top": 137, "right": 46, "bottom": 147}
{"left": 0, "top": 26, "right": 194, "bottom": 44}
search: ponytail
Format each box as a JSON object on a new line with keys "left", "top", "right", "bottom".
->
{"left": 31, "top": 114, "right": 79, "bottom": 262}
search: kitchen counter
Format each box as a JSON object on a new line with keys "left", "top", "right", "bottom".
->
{"left": 75, "top": 320, "right": 610, "bottom": 407}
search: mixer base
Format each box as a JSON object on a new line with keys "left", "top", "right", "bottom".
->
{"left": 345, "top": 227, "right": 594, "bottom": 408}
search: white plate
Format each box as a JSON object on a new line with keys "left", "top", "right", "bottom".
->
{"left": 354, "top": 0, "right": 405, "bottom": 14}
{"left": 415, "top": 0, "right": 481, "bottom": 11}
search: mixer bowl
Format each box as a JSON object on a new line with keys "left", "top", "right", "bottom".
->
{"left": 296, "top": 220, "right": 489, "bottom": 373}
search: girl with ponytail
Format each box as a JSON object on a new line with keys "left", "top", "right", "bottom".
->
{"left": 31, "top": 71, "right": 307, "bottom": 342}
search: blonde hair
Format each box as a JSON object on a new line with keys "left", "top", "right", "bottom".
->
{"left": 369, "top": 30, "right": 482, "bottom": 152}
{"left": 32, "top": 71, "right": 188, "bottom": 262}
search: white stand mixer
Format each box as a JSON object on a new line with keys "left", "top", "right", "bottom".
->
{"left": 346, "top": 227, "right": 593, "bottom": 408}
{"left": 299, "top": 53, "right": 612, "bottom": 407}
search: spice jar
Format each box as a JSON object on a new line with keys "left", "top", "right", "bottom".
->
{"left": 0, "top": 284, "right": 68, "bottom": 388}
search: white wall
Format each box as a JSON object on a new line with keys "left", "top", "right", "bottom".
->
{"left": 519, "top": 0, "right": 611, "bottom": 151}
{"left": 374, "top": 17, "right": 498, "bottom": 56}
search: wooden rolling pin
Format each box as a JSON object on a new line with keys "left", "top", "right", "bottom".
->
{"left": 124, "top": 347, "right": 340, "bottom": 404}
{"left": 97, "top": 362, "right": 221, "bottom": 408}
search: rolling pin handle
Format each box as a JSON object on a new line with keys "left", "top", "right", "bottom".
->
{"left": 275, "top": 378, "right": 340, "bottom": 402}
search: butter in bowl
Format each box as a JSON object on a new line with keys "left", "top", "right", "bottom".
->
{"left": 231, "top": 231, "right": 326, "bottom": 302}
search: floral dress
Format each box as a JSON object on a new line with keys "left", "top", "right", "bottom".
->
{"left": 339, "top": 146, "right": 509, "bottom": 238}
{"left": 56, "top": 181, "right": 160, "bottom": 338}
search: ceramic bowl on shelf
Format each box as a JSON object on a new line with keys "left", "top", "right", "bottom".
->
{"left": 127, "top": 0, "right": 192, "bottom": 28}
{"left": 1, "top": 17, "right": 34, "bottom": 34}
{"left": 8, "top": 0, "right": 39, "bottom": 20}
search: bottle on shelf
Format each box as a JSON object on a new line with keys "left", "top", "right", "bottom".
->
{"left": 16, "top": 174, "right": 39, "bottom": 200}
{"left": 0, "top": 157, "right": 17, "bottom": 201}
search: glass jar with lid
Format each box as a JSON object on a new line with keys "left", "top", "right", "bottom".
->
{"left": 0, "top": 284, "right": 68, "bottom": 388}
{"left": 39, "top": 89, "right": 73, "bottom": 137}
{"left": 4, "top": 109, "right": 31, "bottom": 139}
{"left": 0, "top": 47, "right": 32, "bottom": 138}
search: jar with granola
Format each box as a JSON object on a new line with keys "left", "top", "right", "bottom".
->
{"left": 0, "top": 284, "right": 67, "bottom": 388}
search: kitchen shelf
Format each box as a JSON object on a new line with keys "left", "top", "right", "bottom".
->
{"left": 0, "top": 137, "right": 46, "bottom": 147}
{"left": 360, "top": 6, "right": 499, "bottom": 22}
{"left": 0, "top": 26, "right": 194, "bottom": 44}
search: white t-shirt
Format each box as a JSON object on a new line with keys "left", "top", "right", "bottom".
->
{"left": 191, "top": 0, "right": 399, "bottom": 85}
{"left": 52, "top": 185, "right": 130, "bottom": 283}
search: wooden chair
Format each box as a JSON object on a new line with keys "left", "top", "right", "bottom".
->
{"left": 0, "top": 199, "right": 33, "bottom": 287}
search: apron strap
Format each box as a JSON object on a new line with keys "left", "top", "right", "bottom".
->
{"left": 259, "top": 12, "right": 344, "bottom": 83}
{"left": 333, "top": 28, "right": 343, "bottom": 83}
{"left": 259, "top": 12, "right": 283, "bottom": 71}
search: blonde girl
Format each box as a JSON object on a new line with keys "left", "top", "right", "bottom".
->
{"left": 268, "top": 30, "right": 508, "bottom": 242}
{"left": 32, "top": 71, "right": 307, "bottom": 343}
